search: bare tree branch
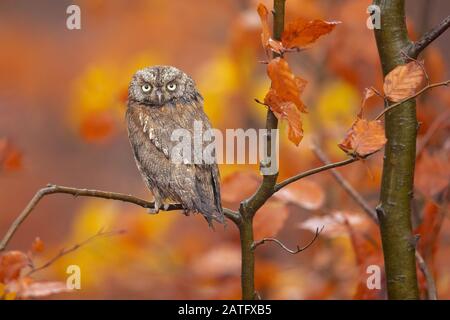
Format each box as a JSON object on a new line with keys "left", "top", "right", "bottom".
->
{"left": 409, "top": 15, "right": 450, "bottom": 58}
{"left": 274, "top": 156, "right": 360, "bottom": 192}
{"left": 415, "top": 250, "right": 438, "bottom": 300}
{"left": 26, "top": 228, "right": 124, "bottom": 276}
{"left": 311, "top": 145, "right": 378, "bottom": 223}
{"left": 251, "top": 226, "right": 323, "bottom": 254}
{"left": 375, "top": 80, "right": 450, "bottom": 120}
{"left": 0, "top": 184, "right": 240, "bottom": 251}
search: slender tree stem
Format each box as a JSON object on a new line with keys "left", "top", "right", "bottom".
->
{"left": 409, "top": 15, "right": 450, "bottom": 58}
{"left": 238, "top": 0, "right": 286, "bottom": 300}
{"left": 373, "top": 0, "right": 419, "bottom": 299}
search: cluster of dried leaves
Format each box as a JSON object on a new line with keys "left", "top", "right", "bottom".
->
{"left": 257, "top": 3, "right": 340, "bottom": 146}
{"left": 0, "top": 238, "right": 70, "bottom": 300}
{"left": 339, "top": 60, "right": 427, "bottom": 158}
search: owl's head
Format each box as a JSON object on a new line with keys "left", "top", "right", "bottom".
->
{"left": 128, "top": 65, "right": 201, "bottom": 107}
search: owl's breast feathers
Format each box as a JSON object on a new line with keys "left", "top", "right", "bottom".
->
{"left": 126, "top": 100, "right": 223, "bottom": 227}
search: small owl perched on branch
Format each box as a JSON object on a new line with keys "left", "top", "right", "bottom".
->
{"left": 126, "top": 65, "right": 223, "bottom": 227}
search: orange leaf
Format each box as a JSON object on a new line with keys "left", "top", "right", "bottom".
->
{"left": 281, "top": 19, "right": 341, "bottom": 49}
{"left": 0, "top": 251, "right": 29, "bottom": 283}
{"left": 276, "top": 179, "right": 325, "bottom": 210}
{"left": 31, "top": 237, "right": 45, "bottom": 253}
{"left": 80, "top": 112, "right": 115, "bottom": 142}
{"left": 265, "top": 57, "right": 307, "bottom": 112}
{"left": 264, "top": 92, "right": 304, "bottom": 145}
{"left": 338, "top": 118, "right": 387, "bottom": 157}
{"left": 253, "top": 200, "right": 290, "bottom": 239}
{"left": 0, "top": 138, "right": 22, "bottom": 172}
{"left": 257, "top": 3, "right": 271, "bottom": 49}
{"left": 383, "top": 61, "right": 425, "bottom": 102}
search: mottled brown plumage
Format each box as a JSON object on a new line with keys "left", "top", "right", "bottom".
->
{"left": 126, "top": 65, "right": 223, "bottom": 226}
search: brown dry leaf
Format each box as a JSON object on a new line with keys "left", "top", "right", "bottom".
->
{"left": 338, "top": 118, "right": 387, "bottom": 157}
{"left": 383, "top": 61, "right": 425, "bottom": 102}
{"left": 31, "top": 237, "right": 45, "bottom": 253}
{"left": 284, "top": 103, "right": 304, "bottom": 146}
{"left": 257, "top": 3, "right": 271, "bottom": 49}
{"left": 253, "top": 200, "right": 290, "bottom": 239}
{"left": 282, "top": 19, "right": 341, "bottom": 49}
{"left": 0, "top": 251, "right": 29, "bottom": 283}
{"left": 415, "top": 151, "right": 450, "bottom": 198}
{"left": 0, "top": 138, "right": 22, "bottom": 172}
{"left": 265, "top": 57, "right": 307, "bottom": 112}
{"left": 264, "top": 58, "right": 308, "bottom": 145}
{"left": 275, "top": 179, "right": 325, "bottom": 210}
{"left": 221, "top": 171, "right": 261, "bottom": 204}
{"left": 256, "top": 4, "right": 285, "bottom": 54}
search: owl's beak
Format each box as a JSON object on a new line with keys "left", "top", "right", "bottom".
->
{"left": 156, "top": 90, "right": 163, "bottom": 104}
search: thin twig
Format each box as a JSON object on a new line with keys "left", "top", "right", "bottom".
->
{"left": 311, "top": 145, "right": 378, "bottom": 223}
{"left": 409, "top": 15, "right": 450, "bottom": 58}
{"left": 0, "top": 184, "right": 240, "bottom": 251}
{"left": 375, "top": 81, "right": 450, "bottom": 120}
{"left": 274, "top": 156, "right": 359, "bottom": 192}
{"left": 251, "top": 226, "right": 323, "bottom": 254}
{"left": 27, "top": 228, "right": 124, "bottom": 276}
{"left": 312, "top": 144, "right": 438, "bottom": 300}
{"left": 415, "top": 250, "right": 438, "bottom": 300}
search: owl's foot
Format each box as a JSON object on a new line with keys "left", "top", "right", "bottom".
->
{"left": 148, "top": 207, "right": 159, "bottom": 214}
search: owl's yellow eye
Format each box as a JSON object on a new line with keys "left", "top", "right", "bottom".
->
{"left": 142, "top": 84, "right": 151, "bottom": 92}
{"left": 167, "top": 83, "right": 177, "bottom": 91}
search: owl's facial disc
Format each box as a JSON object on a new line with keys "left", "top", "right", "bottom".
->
{"left": 129, "top": 66, "right": 200, "bottom": 108}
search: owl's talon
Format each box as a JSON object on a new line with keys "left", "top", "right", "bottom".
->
{"left": 148, "top": 207, "right": 160, "bottom": 215}
{"left": 163, "top": 203, "right": 170, "bottom": 211}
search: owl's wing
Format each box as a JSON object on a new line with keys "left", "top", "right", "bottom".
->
{"left": 127, "top": 103, "right": 223, "bottom": 225}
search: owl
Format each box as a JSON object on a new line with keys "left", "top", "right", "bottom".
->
{"left": 126, "top": 65, "right": 224, "bottom": 227}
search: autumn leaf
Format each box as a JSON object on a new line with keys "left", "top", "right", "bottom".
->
{"left": 31, "top": 237, "right": 45, "bottom": 253}
{"left": 0, "top": 251, "right": 29, "bottom": 283}
{"left": 257, "top": 3, "right": 271, "bottom": 49}
{"left": 257, "top": 3, "right": 284, "bottom": 54}
{"left": 0, "top": 138, "right": 22, "bottom": 172}
{"left": 80, "top": 111, "right": 115, "bottom": 143}
{"left": 266, "top": 58, "right": 307, "bottom": 112}
{"left": 253, "top": 200, "right": 290, "bottom": 239}
{"left": 275, "top": 179, "right": 325, "bottom": 210}
{"left": 264, "top": 58, "right": 308, "bottom": 145}
{"left": 338, "top": 118, "right": 387, "bottom": 157}
{"left": 383, "top": 61, "right": 425, "bottom": 102}
{"left": 282, "top": 19, "right": 341, "bottom": 49}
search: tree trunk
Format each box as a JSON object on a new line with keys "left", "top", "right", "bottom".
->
{"left": 373, "top": 0, "right": 419, "bottom": 299}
